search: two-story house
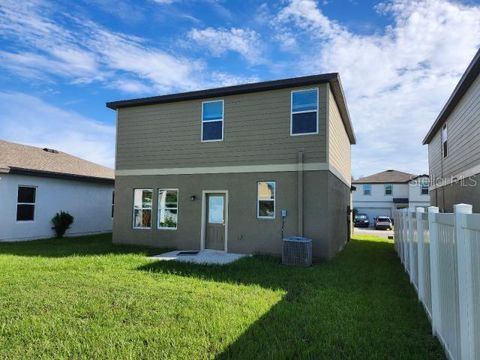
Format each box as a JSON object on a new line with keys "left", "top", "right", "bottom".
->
{"left": 107, "top": 74, "right": 356, "bottom": 260}
{"left": 352, "top": 170, "right": 430, "bottom": 222}
{"left": 423, "top": 48, "right": 480, "bottom": 212}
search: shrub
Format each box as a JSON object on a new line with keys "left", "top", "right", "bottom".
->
{"left": 51, "top": 211, "right": 74, "bottom": 238}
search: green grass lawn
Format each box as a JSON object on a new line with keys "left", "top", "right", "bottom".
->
{"left": 0, "top": 234, "right": 444, "bottom": 359}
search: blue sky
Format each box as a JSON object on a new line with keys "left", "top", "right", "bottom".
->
{"left": 1, "top": 0, "right": 480, "bottom": 178}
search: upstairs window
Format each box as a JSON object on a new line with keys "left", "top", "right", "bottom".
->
{"left": 442, "top": 124, "right": 448, "bottom": 158}
{"left": 363, "top": 184, "right": 371, "bottom": 196}
{"left": 421, "top": 182, "right": 429, "bottom": 195}
{"left": 385, "top": 184, "right": 393, "bottom": 196}
{"left": 257, "top": 181, "right": 276, "bottom": 219}
{"left": 133, "top": 189, "right": 152, "bottom": 229}
{"left": 17, "top": 186, "right": 36, "bottom": 221}
{"left": 202, "top": 100, "right": 224, "bottom": 142}
{"left": 291, "top": 88, "right": 318, "bottom": 135}
{"left": 158, "top": 189, "right": 178, "bottom": 230}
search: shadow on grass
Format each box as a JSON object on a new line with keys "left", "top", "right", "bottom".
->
{"left": 138, "top": 237, "right": 445, "bottom": 359}
{"left": 0, "top": 233, "right": 165, "bottom": 258}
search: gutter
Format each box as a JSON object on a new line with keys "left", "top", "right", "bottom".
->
{"left": 7, "top": 167, "right": 114, "bottom": 185}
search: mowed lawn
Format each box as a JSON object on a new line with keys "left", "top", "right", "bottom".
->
{"left": 0, "top": 234, "right": 444, "bottom": 359}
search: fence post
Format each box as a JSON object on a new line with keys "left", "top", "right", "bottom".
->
{"left": 398, "top": 210, "right": 403, "bottom": 262}
{"left": 404, "top": 209, "right": 409, "bottom": 271}
{"left": 416, "top": 207, "right": 425, "bottom": 303}
{"left": 428, "top": 206, "right": 440, "bottom": 336}
{"left": 454, "top": 203, "right": 474, "bottom": 360}
{"left": 395, "top": 211, "right": 399, "bottom": 254}
{"left": 408, "top": 208, "right": 415, "bottom": 282}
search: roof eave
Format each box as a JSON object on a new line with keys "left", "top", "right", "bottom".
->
{"left": 423, "top": 48, "right": 480, "bottom": 145}
{"left": 8, "top": 167, "right": 114, "bottom": 184}
{"left": 106, "top": 73, "right": 338, "bottom": 110}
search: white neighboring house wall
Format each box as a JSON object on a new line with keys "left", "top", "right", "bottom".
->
{"left": 0, "top": 173, "right": 113, "bottom": 241}
{"left": 352, "top": 183, "right": 406, "bottom": 222}
{"left": 408, "top": 176, "right": 431, "bottom": 208}
{"left": 353, "top": 181, "right": 429, "bottom": 223}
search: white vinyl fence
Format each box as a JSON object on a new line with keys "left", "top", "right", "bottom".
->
{"left": 394, "top": 204, "right": 480, "bottom": 360}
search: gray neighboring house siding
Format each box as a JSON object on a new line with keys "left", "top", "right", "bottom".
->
{"left": 108, "top": 74, "right": 355, "bottom": 260}
{"left": 424, "top": 48, "right": 480, "bottom": 212}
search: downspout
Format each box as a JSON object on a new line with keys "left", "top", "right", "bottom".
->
{"left": 297, "top": 151, "right": 304, "bottom": 236}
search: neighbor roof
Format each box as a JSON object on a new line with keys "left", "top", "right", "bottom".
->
{"left": 0, "top": 140, "right": 114, "bottom": 183}
{"left": 423, "top": 48, "right": 480, "bottom": 144}
{"left": 106, "top": 73, "right": 356, "bottom": 144}
{"left": 353, "top": 170, "right": 417, "bottom": 184}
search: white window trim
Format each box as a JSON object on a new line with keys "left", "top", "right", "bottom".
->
{"left": 16, "top": 185, "right": 37, "bottom": 223}
{"left": 363, "top": 184, "right": 371, "bottom": 196}
{"left": 384, "top": 184, "right": 393, "bottom": 196}
{"left": 157, "top": 188, "right": 179, "bottom": 230}
{"left": 132, "top": 188, "right": 153, "bottom": 230}
{"left": 201, "top": 99, "right": 224, "bottom": 142}
{"left": 290, "top": 88, "right": 319, "bottom": 136}
{"left": 257, "top": 181, "right": 276, "bottom": 219}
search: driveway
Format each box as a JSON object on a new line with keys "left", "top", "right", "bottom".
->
{"left": 353, "top": 227, "right": 394, "bottom": 239}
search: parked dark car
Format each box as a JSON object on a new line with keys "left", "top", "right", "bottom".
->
{"left": 354, "top": 214, "right": 370, "bottom": 228}
{"left": 375, "top": 216, "right": 393, "bottom": 230}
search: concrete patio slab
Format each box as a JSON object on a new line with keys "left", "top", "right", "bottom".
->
{"left": 150, "top": 249, "right": 248, "bottom": 265}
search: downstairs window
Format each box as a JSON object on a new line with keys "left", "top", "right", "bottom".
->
{"left": 133, "top": 189, "right": 153, "bottom": 229}
{"left": 17, "top": 186, "right": 36, "bottom": 221}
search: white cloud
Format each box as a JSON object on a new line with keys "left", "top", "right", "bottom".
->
{"left": 0, "top": 0, "right": 254, "bottom": 94}
{"left": 209, "top": 72, "right": 260, "bottom": 87}
{"left": 0, "top": 92, "right": 115, "bottom": 168}
{"left": 274, "top": 0, "right": 480, "bottom": 177}
{"left": 188, "top": 27, "right": 264, "bottom": 64}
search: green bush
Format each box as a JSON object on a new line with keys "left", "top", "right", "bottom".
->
{"left": 51, "top": 211, "right": 74, "bottom": 238}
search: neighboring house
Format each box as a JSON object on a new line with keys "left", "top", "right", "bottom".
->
{"left": 107, "top": 73, "right": 356, "bottom": 259}
{"left": 352, "top": 170, "right": 430, "bottom": 222}
{"left": 423, "top": 48, "right": 480, "bottom": 212}
{"left": 0, "top": 140, "right": 114, "bottom": 241}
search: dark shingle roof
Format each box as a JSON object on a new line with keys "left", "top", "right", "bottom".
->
{"left": 353, "top": 170, "right": 417, "bottom": 184}
{"left": 423, "top": 48, "right": 480, "bottom": 144}
{"left": 0, "top": 139, "right": 114, "bottom": 183}
{"left": 106, "top": 73, "right": 356, "bottom": 144}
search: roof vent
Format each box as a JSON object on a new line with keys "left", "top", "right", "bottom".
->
{"left": 386, "top": 169, "right": 394, "bottom": 172}
{"left": 43, "top": 148, "right": 59, "bottom": 154}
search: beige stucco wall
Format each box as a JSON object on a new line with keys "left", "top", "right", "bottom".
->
{"left": 113, "top": 170, "right": 349, "bottom": 259}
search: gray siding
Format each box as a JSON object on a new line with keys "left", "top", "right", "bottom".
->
{"left": 428, "top": 131, "right": 442, "bottom": 180}
{"left": 429, "top": 73, "right": 480, "bottom": 180}
{"left": 328, "top": 85, "right": 351, "bottom": 183}
{"left": 113, "top": 170, "right": 347, "bottom": 259}
{"left": 116, "top": 84, "right": 328, "bottom": 170}
{"left": 430, "top": 173, "right": 480, "bottom": 213}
